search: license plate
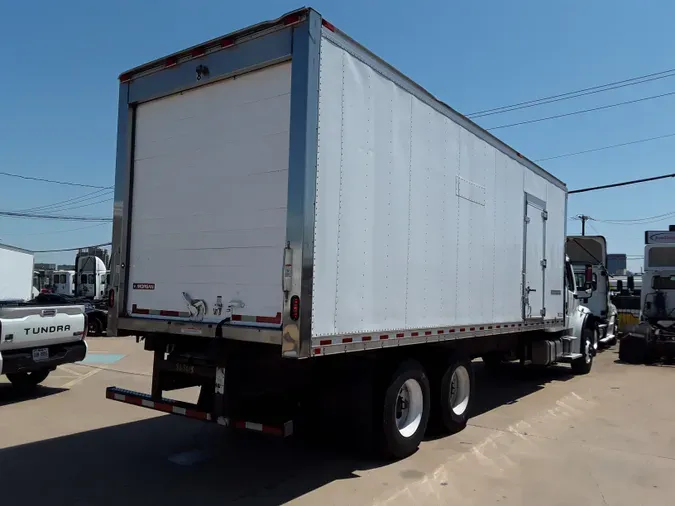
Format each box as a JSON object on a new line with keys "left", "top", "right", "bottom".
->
{"left": 32, "top": 348, "right": 49, "bottom": 362}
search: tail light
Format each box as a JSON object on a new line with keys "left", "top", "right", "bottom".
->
{"left": 108, "top": 288, "right": 115, "bottom": 308}
{"left": 83, "top": 313, "right": 89, "bottom": 339}
{"left": 290, "top": 296, "right": 300, "bottom": 321}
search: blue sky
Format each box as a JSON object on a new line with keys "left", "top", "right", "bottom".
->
{"left": 1, "top": 0, "right": 674, "bottom": 271}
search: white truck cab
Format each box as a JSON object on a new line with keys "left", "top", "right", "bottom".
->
{"left": 566, "top": 235, "right": 618, "bottom": 346}
{"left": 620, "top": 229, "right": 675, "bottom": 363}
{"left": 52, "top": 270, "right": 75, "bottom": 296}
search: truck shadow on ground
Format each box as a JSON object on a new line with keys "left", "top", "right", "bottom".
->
{"left": 468, "top": 361, "right": 573, "bottom": 419}
{"left": 0, "top": 384, "right": 66, "bottom": 407}
{"left": 0, "top": 363, "right": 573, "bottom": 506}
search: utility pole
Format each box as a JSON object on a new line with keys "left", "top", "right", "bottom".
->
{"left": 576, "top": 215, "right": 591, "bottom": 235}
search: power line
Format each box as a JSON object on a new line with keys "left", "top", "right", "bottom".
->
{"left": 46, "top": 198, "right": 114, "bottom": 213}
{"left": 569, "top": 172, "right": 675, "bottom": 194}
{"left": 0, "top": 210, "right": 112, "bottom": 222}
{"left": 21, "top": 188, "right": 113, "bottom": 213}
{"left": 468, "top": 69, "right": 675, "bottom": 118}
{"left": 486, "top": 90, "right": 675, "bottom": 131}
{"left": 534, "top": 132, "right": 675, "bottom": 162}
{"left": 0, "top": 171, "right": 111, "bottom": 189}
{"left": 0, "top": 222, "right": 109, "bottom": 237}
{"left": 32, "top": 242, "right": 112, "bottom": 253}
{"left": 593, "top": 211, "right": 675, "bottom": 225}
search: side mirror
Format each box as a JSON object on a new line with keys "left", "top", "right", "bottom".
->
{"left": 627, "top": 276, "right": 635, "bottom": 291}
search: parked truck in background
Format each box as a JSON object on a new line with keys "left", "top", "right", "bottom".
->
{"left": 567, "top": 236, "right": 619, "bottom": 346}
{"left": 105, "top": 8, "right": 595, "bottom": 459}
{"left": 75, "top": 252, "right": 109, "bottom": 301}
{"left": 620, "top": 229, "right": 675, "bottom": 363}
{"left": 0, "top": 243, "right": 88, "bottom": 390}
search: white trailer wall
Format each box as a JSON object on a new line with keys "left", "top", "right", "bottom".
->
{"left": 312, "top": 34, "right": 565, "bottom": 338}
{"left": 0, "top": 245, "right": 34, "bottom": 301}
{"left": 126, "top": 62, "right": 292, "bottom": 326}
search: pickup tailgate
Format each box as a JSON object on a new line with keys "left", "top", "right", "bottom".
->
{"left": 126, "top": 62, "right": 291, "bottom": 327}
{"left": 0, "top": 305, "right": 86, "bottom": 351}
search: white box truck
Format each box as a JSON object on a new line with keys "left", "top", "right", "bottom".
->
{"left": 0, "top": 243, "right": 35, "bottom": 302}
{"left": 106, "top": 8, "right": 594, "bottom": 458}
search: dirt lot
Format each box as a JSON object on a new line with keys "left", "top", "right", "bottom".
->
{"left": 1, "top": 337, "right": 674, "bottom": 506}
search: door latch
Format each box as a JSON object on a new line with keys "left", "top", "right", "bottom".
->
{"left": 540, "top": 258, "right": 547, "bottom": 268}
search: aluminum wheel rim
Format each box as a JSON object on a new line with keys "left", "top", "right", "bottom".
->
{"left": 449, "top": 365, "right": 471, "bottom": 416}
{"left": 395, "top": 378, "right": 424, "bottom": 438}
{"left": 584, "top": 337, "right": 592, "bottom": 364}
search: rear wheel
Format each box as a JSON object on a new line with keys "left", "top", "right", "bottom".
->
{"left": 437, "top": 357, "right": 474, "bottom": 433}
{"left": 88, "top": 316, "right": 103, "bottom": 337}
{"left": 571, "top": 327, "right": 595, "bottom": 375}
{"left": 7, "top": 369, "right": 50, "bottom": 390}
{"left": 378, "top": 359, "right": 430, "bottom": 459}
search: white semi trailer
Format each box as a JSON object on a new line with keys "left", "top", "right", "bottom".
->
{"left": 105, "top": 8, "right": 594, "bottom": 458}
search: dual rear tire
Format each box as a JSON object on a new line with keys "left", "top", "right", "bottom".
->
{"left": 377, "top": 356, "right": 474, "bottom": 459}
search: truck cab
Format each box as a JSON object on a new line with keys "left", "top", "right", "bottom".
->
{"left": 566, "top": 235, "right": 618, "bottom": 346}
{"left": 619, "top": 230, "right": 675, "bottom": 363}
{"left": 75, "top": 255, "right": 108, "bottom": 300}
{"left": 642, "top": 244, "right": 675, "bottom": 323}
{"left": 52, "top": 270, "right": 75, "bottom": 296}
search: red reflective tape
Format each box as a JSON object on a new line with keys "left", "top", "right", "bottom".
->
{"left": 342, "top": 337, "right": 353, "bottom": 343}
{"left": 220, "top": 37, "right": 235, "bottom": 48}
{"left": 396, "top": 333, "right": 404, "bottom": 338}
{"left": 191, "top": 46, "right": 206, "bottom": 57}
{"left": 231, "top": 315, "right": 242, "bottom": 321}
{"left": 411, "top": 332, "right": 419, "bottom": 337}
{"left": 380, "top": 335, "right": 389, "bottom": 340}
{"left": 459, "top": 328, "right": 466, "bottom": 332}
{"left": 479, "top": 327, "right": 484, "bottom": 330}
{"left": 160, "top": 310, "right": 180, "bottom": 317}
{"left": 256, "top": 313, "right": 282, "bottom": 324}
{"left": 313, "top": 347, "right": 321, "bottom": 355}
{"left": 450, "top": 329, "right": 456, "bottom": 333}
{"left": 154, "top": 403, "right": 174, "bottom": 414}
{"left": 496, "top": 325, "right": 501, "bottom": 328}
{"left": 126, "top": 396, "right": 145, "bottom": 406}
{"left": 470, "top": 327, "right": 476, "bottom": 331}
{"left": 131, "top": 305, "right": 150, "bottom": 315}
{"left": 425, "top": 331, "right": 432, "bottom": 336}
{"left": 165, "top": 56, "right": 178, "bottom": 67}
{"left": 262, "top": 425, "right": 283, "bottom": 436}
{"left": 488, "top": 326, "right": 493, "bottom": 329}
{"left": 234, "top": 421, "right": 246, "bottom": 430}
{"left": 186, "top": 408, "right": 209, "bottom": 420}
{"left": 319, "top": 339, "right": 331, "bottom": 346}
{"left": 362, "top": 336, "right": 372, "bottom": 341}
{"left": 438, "top": 330, "right": 444, "bottom": 334}
{"left": 322, "top": 19, "right": 336, "bottom": 31}
{"left": 283, "top": 14, "right": 302, "bottom": 25}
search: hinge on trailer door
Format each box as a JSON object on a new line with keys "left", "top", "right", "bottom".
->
{"left": 541, "top": 210, "right": 548, "bottom": 220}
{"left": 540, "top": 308, "right": 546, "bottom": 317}
{"left": 524, "top": 216, "right": 531, "bottom": 224}
{"left": 541, "top": 258, "right": 547, "bottom": 268}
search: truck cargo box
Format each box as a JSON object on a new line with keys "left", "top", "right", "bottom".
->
{"left": 109, "top": 8, "right": 568, "bottom": 359}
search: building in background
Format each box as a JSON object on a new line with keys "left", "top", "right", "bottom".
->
{"left": 607, "top": 253, "right": 627, "bottom": 276}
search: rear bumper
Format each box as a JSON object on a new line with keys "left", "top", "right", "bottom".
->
{"left": 0, "top": 340, "right": 87, "bottom": 375}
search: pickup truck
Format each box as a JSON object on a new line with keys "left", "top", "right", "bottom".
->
{"left": 0, "top": 302, "right": 87, "bottom": 390}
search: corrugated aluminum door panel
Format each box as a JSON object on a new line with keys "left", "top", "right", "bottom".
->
{"left": 126, "top": 62, "right": 292, "bottom": 327}
{"left": 312, "top": 36, "right": 530, "bottom": 337}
